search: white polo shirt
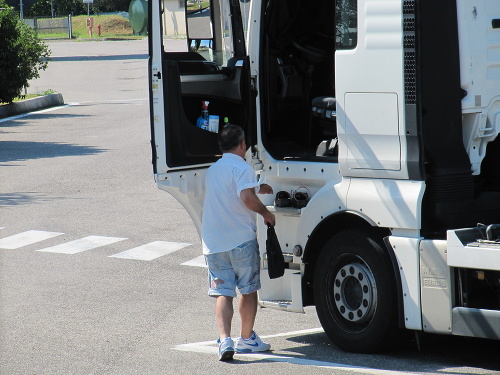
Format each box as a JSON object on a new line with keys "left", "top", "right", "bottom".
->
{"left": 201, "top": 153, "right": 260, "bottom": 255}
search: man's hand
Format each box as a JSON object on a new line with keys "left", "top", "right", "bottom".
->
{"left": 263, "top": 211, "right": 276, "bottom": 227}
{"left": 258, "top": 183, "right": 273, "bottom": 195}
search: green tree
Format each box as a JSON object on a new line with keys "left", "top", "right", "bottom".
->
{"left": 27, "top": 0, "right": 87, "bottom": 17}
{"left": 0, "top": 0, "right": 51, "bottom": 103}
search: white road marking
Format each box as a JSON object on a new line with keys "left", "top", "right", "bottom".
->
{"left": 37, "top": 236, "right": 127, "bottom": 254}
{"left": 174, "top": 328, "right": 417, "bottom": 374}
{"left": 0, "top": 99, "right": 148, "bottom": 123}
{"left": 67, "top": 98, "right": 148, "bottom": 105}
{"left": 181, "top": 254, "right": 206, "bottom": 268}
{"left": 0, "top": 105, "right": 70, "bottom": 123}
{"left": 0, "top": 230, "right": 64, "bottom": 249}
{"left": 0, "top": 228, "right": 195, "bottom": 262}
{"left": 108, "top": 241, "right": 191, "bottom": 261}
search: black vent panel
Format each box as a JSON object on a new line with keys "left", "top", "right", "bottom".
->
{"left": 403, "top": 0, "right": 416, "bottom": 105}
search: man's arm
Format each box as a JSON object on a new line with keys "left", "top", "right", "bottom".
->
{"left": 240, "top": 187, "right": 276, "bottom": 226}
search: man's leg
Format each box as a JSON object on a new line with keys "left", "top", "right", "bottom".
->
{"left": 239, "top": 291, "right": 258, "bottom": 339}
{"left": 235, "top": 291, "right": 270, "bottom": 353}
{"left": 216, "top": 295, "right": 234, "bottom": 339}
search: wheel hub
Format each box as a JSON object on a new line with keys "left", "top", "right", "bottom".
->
{"left": 333, "top": 262, "right": 376, "bottom": 323}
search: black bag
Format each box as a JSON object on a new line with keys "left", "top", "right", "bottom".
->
{"left": 266, "top": 224, "right": 285, "bottom": 279}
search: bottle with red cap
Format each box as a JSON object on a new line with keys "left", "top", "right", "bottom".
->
{"left": 196, "top": 101, "right": 210, "bottom": 130}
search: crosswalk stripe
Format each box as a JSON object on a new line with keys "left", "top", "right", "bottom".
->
{"left": 37, "top": 236, "right": 127, "bottom": 254}
{"left": 108, "top": 241, "right": 191, "bottom": 261}
{"left": 181, "top": 255, "right": 207, "bottom": 268}
{"left": 0, "top": 228, "right": 203, "bottom": 264}
{"left": 0, "top": 230, "right": 64, "bottom": 249}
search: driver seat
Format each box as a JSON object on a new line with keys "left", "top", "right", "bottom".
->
{"left": 312, "top": 96, "right": 337, "bottom": 157}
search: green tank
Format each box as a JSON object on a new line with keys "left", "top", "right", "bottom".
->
{"left": 129, "top": 0, "right": 148, "bottom": 36}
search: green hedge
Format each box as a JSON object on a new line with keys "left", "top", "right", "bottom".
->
{"left": 0, "top": 0, "right": 51, "bottom": 103}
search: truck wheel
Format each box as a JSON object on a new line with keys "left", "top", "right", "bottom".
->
{"left": 314, "top": 230, "right": 398, "bottom": 353}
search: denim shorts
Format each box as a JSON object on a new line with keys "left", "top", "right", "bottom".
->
{"left": 205, "top": 239, "right": 261, "bottom": 297}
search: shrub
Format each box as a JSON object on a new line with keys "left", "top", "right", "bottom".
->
{"left": 0, "top": 0, "right": 51, "bottom": 103}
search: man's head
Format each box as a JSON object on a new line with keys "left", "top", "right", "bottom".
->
{"left": 218, "top": 124, "right": 245, "bottom": 153}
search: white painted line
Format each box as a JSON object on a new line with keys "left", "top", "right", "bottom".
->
{"left": 0, "top": 99, "right": 148, "bottom": 123}
{"left": 173, "top": 328, "right": 416, "bottom": 374}
{"left": 0, "top": 105, "right": 70, "bottom": 123}
{"left": 0, "top": 230, "right": 64, "bottom": 249}
{"left": 181, "top": 255, "right": 206, "bottom": 268}
{"left": 108, "top": 241, "right": 191, "bottom": 261}
{"left": 37, "top": 236, "right": 127, "bottom": 254}
{"left": 67, "top": 98, "right": 148, "bottom": 105}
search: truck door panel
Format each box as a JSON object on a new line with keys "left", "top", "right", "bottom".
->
{"left": 152, "top": 0, "right": 251, "bottom": 170}
{"left": 149, "top": 0, "right": 252, "bottom": 234}
{"left": 162, "top": 58, "right": 248, "bottom": 168}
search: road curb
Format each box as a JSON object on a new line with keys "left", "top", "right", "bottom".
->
{"left": 0, "top": 93, "right": 65, "bottom": 119}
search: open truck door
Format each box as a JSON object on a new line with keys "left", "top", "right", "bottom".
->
{"left": 148, "top": 0, "right": 254, "bottom": 234}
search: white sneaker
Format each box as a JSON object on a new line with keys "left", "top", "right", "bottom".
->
{"left": 235, "top": 331, "right": 271, "bottom": 353}
{"left": 217, "top": 337, "right": 234, "bottom": 361}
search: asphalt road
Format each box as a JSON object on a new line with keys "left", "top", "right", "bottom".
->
{"left": 1, "top": 39, "right": 499, "bottom": 375}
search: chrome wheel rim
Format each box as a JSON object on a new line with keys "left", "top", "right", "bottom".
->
{"left": 333, "top": 262, "right": 377, "bottom": 323}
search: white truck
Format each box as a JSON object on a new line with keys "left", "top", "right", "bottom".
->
{"left": 148, "top": 0, "right": 500, "bottom": 352}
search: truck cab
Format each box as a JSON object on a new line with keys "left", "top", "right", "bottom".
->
{"left": 149, "top": 0, "right": 500, "bottom": 352}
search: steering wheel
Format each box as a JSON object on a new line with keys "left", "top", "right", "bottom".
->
{"left": 291, "top": 41, "right": 326, "bottom": 64}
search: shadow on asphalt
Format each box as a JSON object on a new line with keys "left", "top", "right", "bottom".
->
{"left": 0, "top": 141, "right": 106, "bottom": 163}
{"left": 259, "top": 330, "right": 500, "bottom": 374}
{"left": 0, "top": 192, "right": 55, "bottom": 207}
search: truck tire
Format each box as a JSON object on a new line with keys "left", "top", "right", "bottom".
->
{"left": 314, "top": 229, "right": 398, "bottom": 353}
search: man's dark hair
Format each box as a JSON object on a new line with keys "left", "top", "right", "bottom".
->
{"left": 218, "top": 124, "right": 245, "bottom": 152}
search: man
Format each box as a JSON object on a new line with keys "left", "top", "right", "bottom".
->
{"left": 201, "top": 124, "right": 276, "bottom": 361}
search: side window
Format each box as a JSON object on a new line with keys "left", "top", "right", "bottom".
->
{"left": 186, "top": 1, "right": 215, "bottom": 62}
{"left": 186, "top": 0, "right": 245, "bottom": 68}
{"left": 239, "top": 0, "right": 251, "bottom": 38}
{"left": 336, "top": 0, "right": 357, "bottom": 50}
{"left": 218, "top": 0, "right": 234, "bottom": 66}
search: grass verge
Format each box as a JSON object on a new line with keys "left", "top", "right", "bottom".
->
{"left": 37, "top": 14, "right": 139, "bottom": 39}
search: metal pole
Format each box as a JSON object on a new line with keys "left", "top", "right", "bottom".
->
{"left": 68, "top": 14, "right": 72, "bottom": 38}
{"left": 19, "top": 0, "right": 23, "bottom": 19}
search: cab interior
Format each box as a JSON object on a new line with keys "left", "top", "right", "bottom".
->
{"left": 158, "top": 0, "right": 354, "bottom": 166}
{"left": 260, "top": 0, "right": 340, "bottom": 161}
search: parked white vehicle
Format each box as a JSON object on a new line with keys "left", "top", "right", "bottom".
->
{"left": 148, "top": 0, "right": 500, "bottom": 352}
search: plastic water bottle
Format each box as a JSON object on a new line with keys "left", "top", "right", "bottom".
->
{"left": 209, "top": 115, "right": 219, "bottom": 133}
{"left": 196, "top": 101, "right": 210, "bottom": 130}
